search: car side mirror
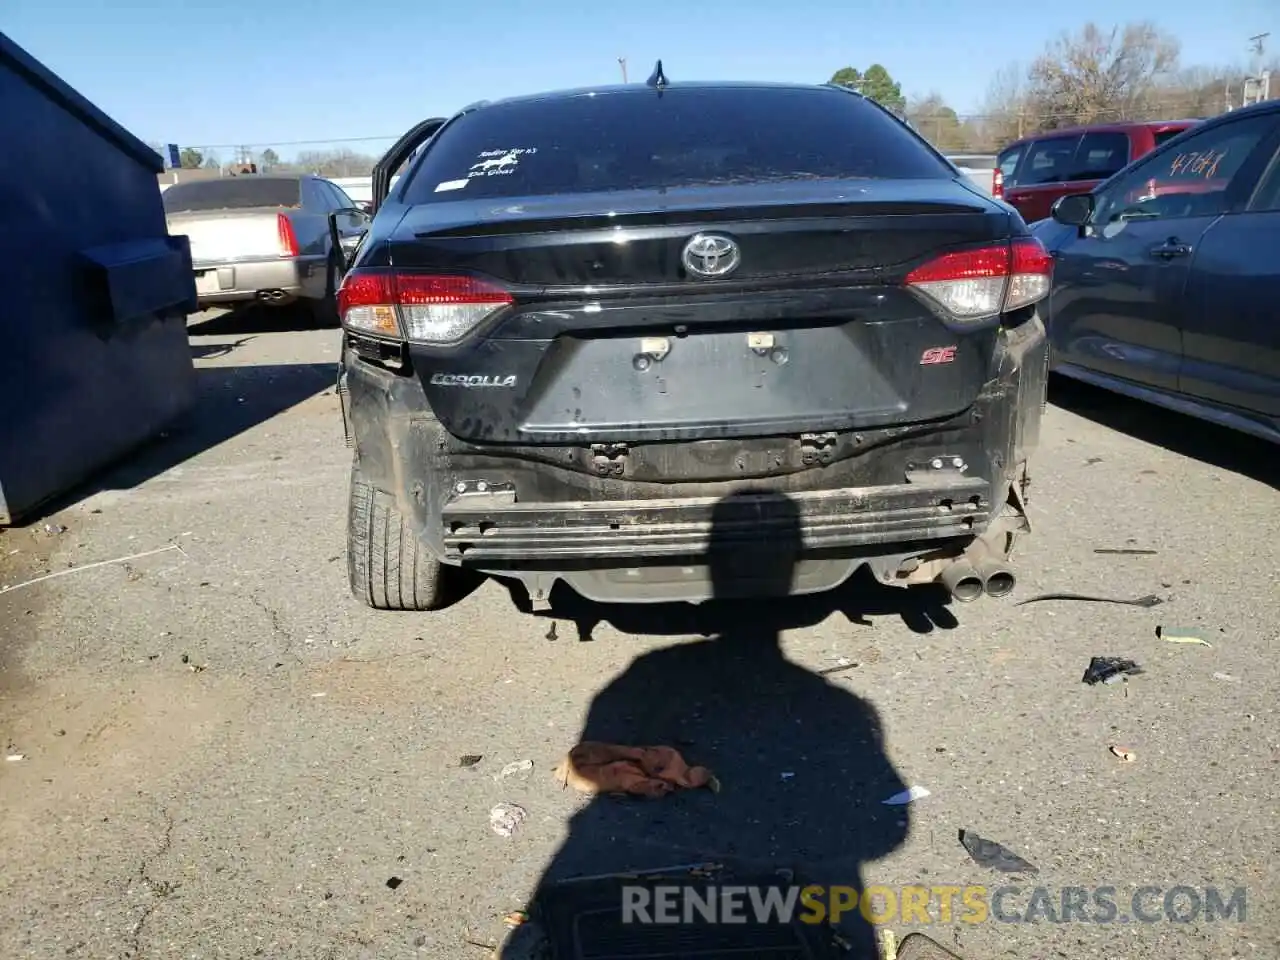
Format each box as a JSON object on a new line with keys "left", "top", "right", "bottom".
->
{"left": 1051, "top": 193, "right": 1094, "bottom": 228}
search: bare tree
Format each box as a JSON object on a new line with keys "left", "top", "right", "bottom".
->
{"left": 977, "top": 63, "right": 1032, "bottom": 146}
{"left": 1027, "top": 21, "right": 1181, "bottom": 126}
{"left": 291, "top": 148, "right": 377, "bottom": 178}
{"left": 906, "top": 92, "right": 970, "bottom": 151}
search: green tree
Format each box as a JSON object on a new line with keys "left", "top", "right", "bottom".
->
{"left": 827, "top": 64, "right": 905, "bottom": 113}
{"left": 178, "top": 147, "right": 203, "bottom": 169}
{"left": 861, "top": 64, "right": 905, "bottom": 113}
{"left": 829, "top": 67, "right": 863, "bottom": 90}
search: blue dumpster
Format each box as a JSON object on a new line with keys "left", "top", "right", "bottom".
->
{"left": 0, "top": 31, "right": 197, "bottom": 525}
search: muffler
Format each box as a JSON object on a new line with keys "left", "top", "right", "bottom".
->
{"left": 975, "top": 559, "right": 1017, "bottom": 598}
{"left": 938, "top": 560, "right": 984, "bottom": 603}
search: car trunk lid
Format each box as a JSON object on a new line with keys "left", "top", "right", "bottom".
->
{"left": 166, "top": 209, "right": 293, "bottom": 264}
{"left": 350, "top": 181, "right": 1038, "bottom": 446}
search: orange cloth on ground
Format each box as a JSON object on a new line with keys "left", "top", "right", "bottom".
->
{"left": 554, "top": 741, "right": 717, "bottom": 798}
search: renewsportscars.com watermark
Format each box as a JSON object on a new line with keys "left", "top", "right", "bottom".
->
{"left": 621, "top": 884, "right": 1248, "bottom": 926}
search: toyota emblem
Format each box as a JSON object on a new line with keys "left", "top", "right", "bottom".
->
{"left": 681, "top": 233, "right": 741, "bottom": 279}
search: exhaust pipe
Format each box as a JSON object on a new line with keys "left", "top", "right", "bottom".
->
{"left": 256, "top": 289, "right": 288, "bottom": 302}
{"left": 975, "top": 560, "right": 1016, "bottom": 598}
{"left": 938, "top": 560, "right": 984, "bottom": 603}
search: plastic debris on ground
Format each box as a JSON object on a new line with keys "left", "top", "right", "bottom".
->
{"left": 958, "top": 829, "right": 1039, "bottom": 874}
{"left": 1082, "top": 656, "right": 1144, "bottom": 685}
{"left": 1156, "top": 626, "right": 1213, "bottom": 647}
{"left": 459, "top": 754, "right": 482, "bottom": 767}
{"left": 1213, "top": 672, "right": 1238, "bottom": 682}
{"left": 1109, "top": 745, "right": 1137, "bottom": 762}
{"left": 883, "top": 785, "right": 931, "bottom": 805}
{"left": 489, "top": 802, "right": 527, "bottom": 838}
{"left": 494, "top": 759, "right": 534, "bottom": 782}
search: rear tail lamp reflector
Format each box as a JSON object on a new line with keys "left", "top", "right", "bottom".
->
{"left": 905, "top": 238, "right": 1053, "bottom": 322}
{"left": 337, "top": 271, "right": 514, "bottom": 343}
{"left": 277, "top": 214, "right": 300, "bottom": 257}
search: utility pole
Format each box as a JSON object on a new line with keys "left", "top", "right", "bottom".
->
{"left": 618, "top": 57, "right": 628, "bottom": 83}
{"left": 1248, "top": 33, "right": 1268, "bottom": 70}
{"left": 1243, "top": 33, "right": 1271, "bottom": 108}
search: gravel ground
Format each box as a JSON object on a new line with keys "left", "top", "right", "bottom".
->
{"left": 1, "top": 307, "right": 1277, "bottom": 960}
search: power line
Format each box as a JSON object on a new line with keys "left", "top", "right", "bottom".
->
{"left": 185, "top": 134, "right": 399, "bottom": 151}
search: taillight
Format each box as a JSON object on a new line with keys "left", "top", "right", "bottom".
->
{"left": 992, "top": 168, "right": 1004, "bottom": 198}
{"left": 905, "top": 238, "right": 1053, "bottom": 322}
{"left": 277, "top": 214, "right": 300, "bottom": 257}
{"left": 337, "top": 270, "right": 514, "bottom": 343}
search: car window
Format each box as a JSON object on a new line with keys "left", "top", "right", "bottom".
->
{"left": 1018, "top": 136, "right": 1082, "bottom": 186}
{"left": 161, "top": 177, "right": 302, "bottom": 213}
{"left": 326, "top": 182, "right": 357, "bottom": 209}
{"left": 1069, "top": 132, "right": 1131, "bottom": 181}
{"left": 316, "top": 181, "right": 344, "bottom": 209}
{"left": 1153, "top": 127, "right": 1192, "bottom": 147}
{"left": 301, "top": 179, "right": 331, "bottom": 210}
{"left": 1091, "top": 115, "right": 1277, "bottom": 226}
{"left": 997, "top": 145, "right": 1024, "bottom": 186}
{"left": 400, "top": 86, "right": 954, "bottom": 204}
{"left": 1249, "top": 146, "right": 1280, "bottom": 212}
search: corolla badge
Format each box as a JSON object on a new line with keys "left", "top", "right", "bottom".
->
{"left": 430, "top": 373, "right": 517, "bottom": 387}
{"left": 681, "top": 233, "right": 741, "bottom": 279}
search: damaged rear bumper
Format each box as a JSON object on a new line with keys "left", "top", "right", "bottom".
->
{"left": 440, "top": 479, "right": 991, "bottom": 563}
{"left": 339, "top": 313, "right": 1047, "bottom": 603}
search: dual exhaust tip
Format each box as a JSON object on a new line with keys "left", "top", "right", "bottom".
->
{"left": 256, "top": 289, "right": 289, "bottom": 302}
{"left": 938, "top": 557, "right": 1016, "bottom": 602}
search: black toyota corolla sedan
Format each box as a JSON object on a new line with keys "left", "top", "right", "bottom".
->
{"left": 334, "top": 68, "right": 1054, "bottom": 614}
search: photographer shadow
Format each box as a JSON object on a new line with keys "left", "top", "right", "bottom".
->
{"left": 509, "top": 490, "right": 914, "bottom": 958}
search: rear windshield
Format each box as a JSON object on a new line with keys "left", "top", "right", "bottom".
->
{"left": 162, "top": 177, "right": 302, "bottom": 213}
{"left": 401, "top": 86, "right": 953, "bottom": 204}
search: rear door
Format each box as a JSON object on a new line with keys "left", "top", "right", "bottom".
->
{"left": 296, "top": 178, "right": 335, "bottom": 254}
{"left": 1004, "top": 134, "right": 1082, "bottom": 223}
{"left": 1004, "top": 131, "right": 1132, "bottom": 223}
{"left": 1069, "top": 130, "right": 1132, "bottom": 186}
{"left": 1176, "top": 117, "right": 1280, "bottom": 418}
{"left": 1048, "top": 113, "right": 1278, "bottom": 394}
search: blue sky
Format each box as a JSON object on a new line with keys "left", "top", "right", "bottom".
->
{"left": 5, "top": 0, "right": 1277, "bottom": 160}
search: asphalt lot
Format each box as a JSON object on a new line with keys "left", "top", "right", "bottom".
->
{"left": 1, "top": 305, "right": 1278, "bottom": 960}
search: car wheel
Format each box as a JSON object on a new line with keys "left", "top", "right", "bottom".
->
{"left": 347, "top": 463, "right": 460, "bottom": 611}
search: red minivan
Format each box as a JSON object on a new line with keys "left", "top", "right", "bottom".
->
{"left": 994, "top": 120, "right": 1201, "bottom": 223}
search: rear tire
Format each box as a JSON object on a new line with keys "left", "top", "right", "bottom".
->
{"left": 347, "top": 465, "right": 459, "bottom": 611}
